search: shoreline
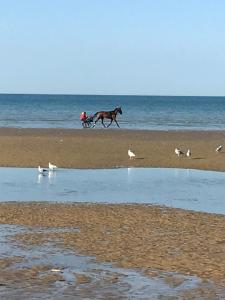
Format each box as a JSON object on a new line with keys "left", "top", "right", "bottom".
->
{"left": 0, "top": 127, "right": 224, "bottom": 171}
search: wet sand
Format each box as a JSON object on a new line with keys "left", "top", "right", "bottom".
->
{"left": 0, "top": 128, "right": 225, "bottom": 170}
{"left": 1, "top": 202, "right": 225, "bottom": 286}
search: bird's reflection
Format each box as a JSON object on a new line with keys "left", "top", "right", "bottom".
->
{"left": 37, "top": 170, "right": 56, "bottom": 184}
{"left": 48, "top": 170, "right": 56, "bottom": 183}
{"left": 127, "top": 167, "right": 134, "bottom": 184}
{"left": 37, "top": 173, "right": 45, "bottom": 184}
{"left": 127, "top": 167, "right": 132, "bottom": 175}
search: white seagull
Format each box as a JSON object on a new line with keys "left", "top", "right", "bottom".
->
{"left": 215, "top": 145, "right": 223, "bottom": 152}
{"left": 128, "top": 149, "right": 136, "bottom": 159}
{"left": 49, "top": 162, "right": 57, "bottom": 170}
{"left": 175, "top": 148, "right": 183, "bottom": 156}
{"left": 186, "top": 149, "right": 191, "bottom": 157}
{"left": 38, "top": 166, "right": 48, "bottom": 174}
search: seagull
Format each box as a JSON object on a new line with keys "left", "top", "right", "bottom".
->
{"left": 175, "top": 148, "right": 184, "bottom": 156}
{"left": 49, "top": 162, "right": 57, "bottom": 170}
{"left": 38, "top": 166, "right": 48, "bottom": 174}
{"left": 186, "top": 149, "right": 191, "bottom": 157}
{"left": 128, "top": 149, "right": 136, "bottom": 159}
{"left": 215, "top": 145, "right": 223, "bottom": 152}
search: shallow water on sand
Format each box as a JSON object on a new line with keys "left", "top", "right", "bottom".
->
{"left": 0, "top": 224, "right": 222, "bottom": 299}
{"left": 1, "top": 167, "right": 225, "bottom": 214}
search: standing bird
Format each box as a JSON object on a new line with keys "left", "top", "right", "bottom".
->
{"left": 49, "top": 162, "right": 57, "bottom": 170}
{"left": 186, "top": 149, "right": 191, "bottom": 157}
{"left": 215, "top": 145, "right": 223, "bottom": 153}
{"left": 128, "top": 149, "right": 136, "bottom": 159}
{"left": 38, "top": 166, "right": 48, "bottom": 174}
{"left": 175, "top": 148, "right": 183, "bottom": 156}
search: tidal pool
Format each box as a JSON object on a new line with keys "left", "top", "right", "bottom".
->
{"left": 1, "top": 167, "right": 225, "bottom": 214}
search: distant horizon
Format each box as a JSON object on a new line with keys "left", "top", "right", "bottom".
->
{"left": 0, "top": 92, "right": 225, "bottom": 98}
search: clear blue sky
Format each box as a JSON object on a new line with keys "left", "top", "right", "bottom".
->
{"left": 0, "top": 0, "right": 225, "bottom": 96}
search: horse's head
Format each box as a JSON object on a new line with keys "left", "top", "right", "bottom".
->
{"left": 116, "top": 107, "right": 122, "bottom": 115}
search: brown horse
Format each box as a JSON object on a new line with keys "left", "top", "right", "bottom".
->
{"left": 92, "top": 107, "right": 122, "bottom": 128}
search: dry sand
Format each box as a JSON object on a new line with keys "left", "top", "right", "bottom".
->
{"left": 0, "top": 128, "right": 225, "bottom": 170}
{"left": 1, "top": 128, "right": 225, "bottom": 289}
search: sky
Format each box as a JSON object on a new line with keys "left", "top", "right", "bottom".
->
{"left": 0, "top": 0, "right": 225, "bottom": 96}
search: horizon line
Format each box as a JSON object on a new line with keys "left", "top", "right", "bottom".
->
{"left": 0, "top": 92, "right": 225, "bottom": 98}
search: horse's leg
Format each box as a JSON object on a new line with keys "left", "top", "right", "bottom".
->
{"left": 114, "top": 119, "right": 120, "bottom": 128}
{"left": 92, "top": 117, "right": 100, "bottom": 127}
{"left": 107, "top": 119, "right": 113, "bottom": 127}
{"left": 111, "top": 116, "right": 120, "bottom": 128}
{"left": 101, "top": 117, "right": 106, "bottom": 127}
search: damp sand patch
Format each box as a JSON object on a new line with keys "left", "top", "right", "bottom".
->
{"left": 1, "top": 202, "right": 225, "bottom": 283}
{"left": 0, "top": 224, "right": 224, "bottom": 299}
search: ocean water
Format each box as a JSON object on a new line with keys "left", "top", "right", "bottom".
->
{"left": 0, "top": 94, "right": 225, "bottom": 130}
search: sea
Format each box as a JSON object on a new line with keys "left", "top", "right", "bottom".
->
{"left": 0, "top": 93, "right": 225, "bottom": 130}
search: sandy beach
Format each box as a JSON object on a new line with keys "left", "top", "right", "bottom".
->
{"left": 1, "top": 128, "right": 225, "bottom": 296}
{"left": 0, "top": 128, "right": 225, "bottom": 171}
